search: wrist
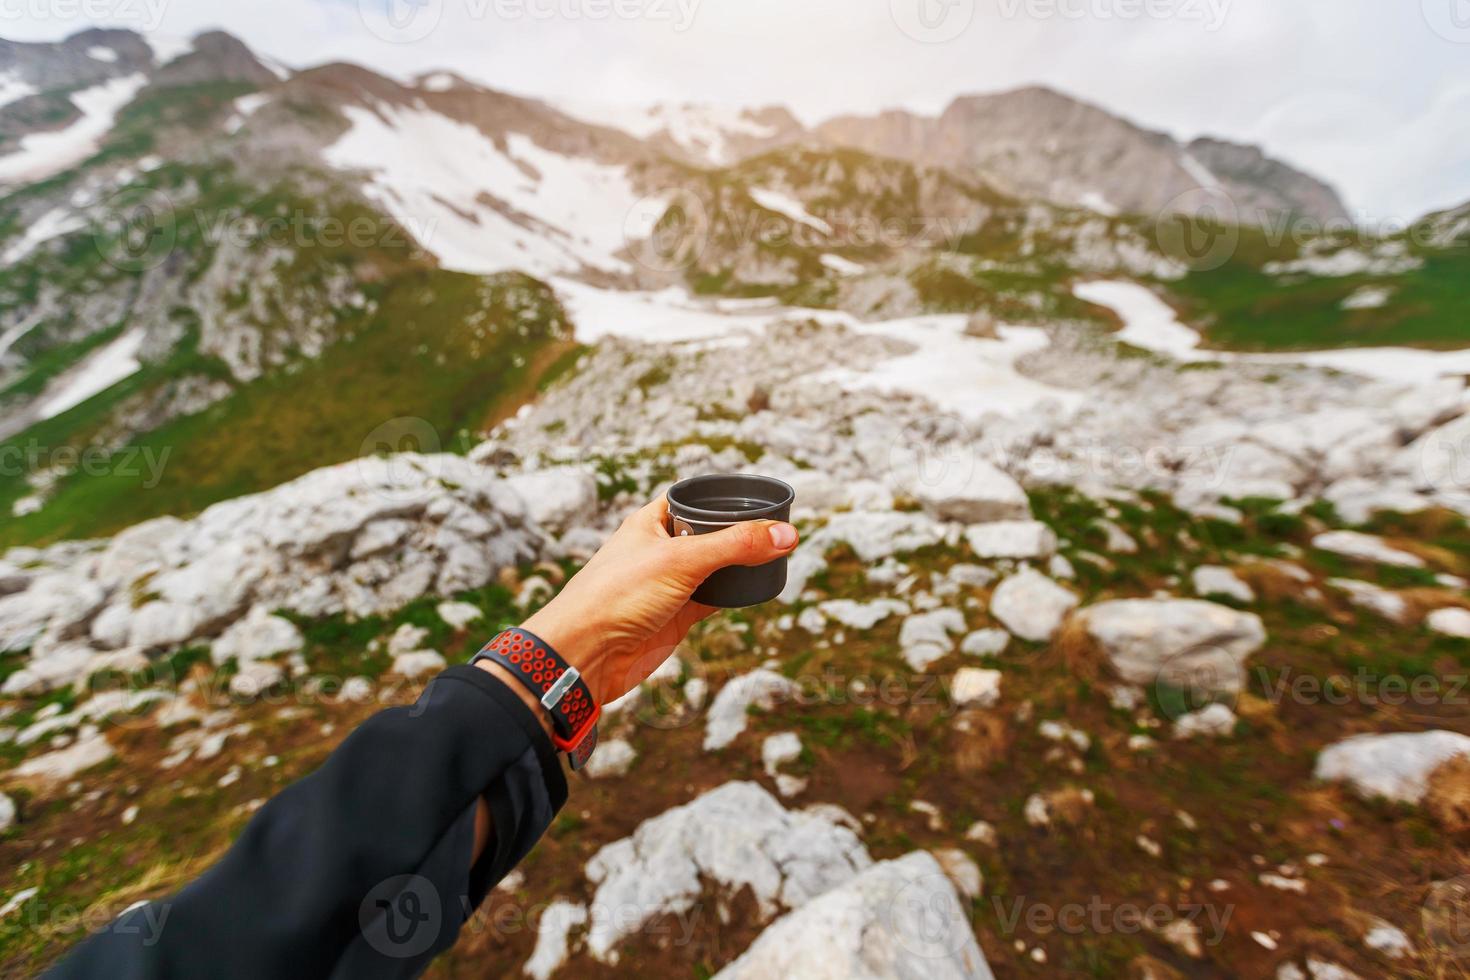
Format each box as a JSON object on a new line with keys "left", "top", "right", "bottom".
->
{"left": 519, "top": 608, "right": 610, "bottom": 705}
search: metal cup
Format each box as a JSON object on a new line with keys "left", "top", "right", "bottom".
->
{"left": 666, "top": 474, "right": 796, "bottom": 608}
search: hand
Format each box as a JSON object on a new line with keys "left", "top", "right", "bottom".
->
{"left": 497, "top": 494, "right": 799, "bottom": 707}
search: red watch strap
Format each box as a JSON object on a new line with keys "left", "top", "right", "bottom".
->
{"left": 473, "top": 628, "right": 600, "bottom": 771}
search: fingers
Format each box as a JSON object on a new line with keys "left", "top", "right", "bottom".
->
{"left": 670, "top": 519, "right": 799, "bottom": 579}
{"left": 631, "top": 494, "right": 670, "bottom": 535}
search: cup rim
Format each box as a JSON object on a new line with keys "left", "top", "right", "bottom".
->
{"left": 667, "top": 473, "right": 795, "bottom": 523}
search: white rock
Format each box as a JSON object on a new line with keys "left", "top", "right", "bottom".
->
{"left": 128, "top": 601, "right": 201, "bottom": 650}
{"left": 1078, "top": 599, "right": 1265, "bottom": 695}
{"left": 1191, "top": 566, "right": 1255, "bottom": 603}
{"left": 990, "top": 569, "right": 1077, "bottom": 642}
{"left": 336, "top": 676, "right": 372, "bottom": 703}
{"left": 1096, "top": 519, "right": 1138, "bottom": 554}
{"left": 762, "top": 732, "right": 803, "bottom": 778}
{"left": 959, "top": 629, "right": 1009, "bottom": 658}
{"left": 524, "top": 900, "right": 587, "bottom": 980}
{"left": 1327, "top": 579, "right": 1411, "bottom": 623}
{"left": 390, "top": 650, "right": 447, "bottom": 679}
{"left": 704, "top": 670, "right": 800, "bottom": 751}
{"left": 0, "top": 887, "right": 39, "bottom": 919}
{"left": 1023, "top": 794, "right": 1050, "bottom": 827}
{"left": 965, "top": 521, "right": 1058, "bottom": 560}
{"left": 818, "top": 599, "right": 910, "bottom": 630}
{"left": 1, "top": 643, "right": 94, "bottom": 695}
{"left": 1314, "top": 729, "right": 1470, "bottom": 804}
{"left": 1252, "top": 869, "right": 1298, "bottom": 896}
{"left": 1306, "top": 958, "right": 1364, "bottom": 980}
{"left": 0, "top": 792, "right": 14, "bottom": 833}
{"left": 210, "top": 605, "right": 304, "bottom": 665}
{"left": 504, "top": 466, "right": 598, "bottom": 533}
{"left": 931, "top": 847, "right": 984, "bottom": 900}
{"left": 910, "top": 460, "right": 1030, "bottom": 524}
{"left": 1038, "top": 720, "right": 1091, "bottom": 751}
{"left": 229, "top": 660, "right": 285, "bottom": 699}
{"left": 1313, "top": 531, "right": 1424, "bottom": 568}
{"left": 951, "top": 668, "right": 1003, "bottom": 708}
{"left": 964, "top": 821, "right": 997, "bottom": 846}
{"left": 436, "top": 601, "right": 483, "bottom": 631}
{"left": 583, "top": 738, "right": 637, "bottom": 779}
{"left": 1047, "top": 554, "right": 1076, "bottom": 580}
{"left": 1172, "top": 703, "right": 1238, "bottom": 740}
{"left": 1426, "top": 607, "right": 1470, "bottom": 638}
{"left": 712, "top": 851, "right": 993, "bottom": 980}
{"left": 797, "top": 607, "right": 827, "bottom": 635}
{"left": 13, "top": 729, "right": 114, "bottom": 782}
{"left": 386, "top": 623, "right": 430, "bottom": 656}
{"left": 898, "top": 609, "right": 966, "bottom": 670}
{"left": 946, "top": 564, "right": 997, "bottom": 589}
{"left": 1362, "top": 918, "right": 1413, "bottom": 959}
{"left": 584, "top": 781, "right": 871, "bottom": 961}
{"left": 781, "top": 512, "right": 947, "bottom": 601}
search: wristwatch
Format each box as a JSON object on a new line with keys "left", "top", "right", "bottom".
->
{"left": 472, "top": 627, "right": 600, "bottom": 771}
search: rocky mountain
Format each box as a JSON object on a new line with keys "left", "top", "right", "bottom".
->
{"left": 816, "top": 86, "right": 1353, "bottom": 225}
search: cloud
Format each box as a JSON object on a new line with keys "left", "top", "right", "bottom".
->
{"left": 1, "top": 0, "right": 1464, "bottom": 220}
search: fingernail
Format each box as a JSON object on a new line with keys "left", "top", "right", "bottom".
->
{"left": 769, "top": 523, "right": 797, "bottom": 549}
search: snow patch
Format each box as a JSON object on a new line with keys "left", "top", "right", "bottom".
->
{"left": 37, "top": 329, "right": 145, "bottom": 420}
{"left": 820, "top": 253, "right": 865, "bottom": 276}
{"left": 749, "top": 187, "right": 832, "bottom": 235}
{"left": 0, "top": 72, "right": 37, "bottom": 111}
{"left": 1079, "top": 191, "right": 1119, "bottom": 216}
{"left": 0, "top": 74, "right": 147, "bottom": 185}
{"left": 322, "top": 102, "right": 646, "bottom": 276}
{"left": 1340, "top": 285, "right": 1392, "bottom": 310}
{"left": 557, "top": 101, "right": 776, "bottom": 166}
{"left": 418, "top": 72, "right": 457, "bottom": 92}
{"left": 145, "top": 34, "right": 195, "bottom": 66}
{"left": 86, "top": 45, "right": 118, "bottom": 63}
{"left": 1179, "top": 153, "right": 1222, "bottom": 190}
{"left": 552, "top": 278, "right": 850, "bottom": 344}
{"left": 1075, "top": 279, "right": 1470, "bottom": 385}
{"left": 1, "top": 206, "right": 85, "bottom": 265}
{"left": 816, "top": 315, "right": 1083, "bottom": 421}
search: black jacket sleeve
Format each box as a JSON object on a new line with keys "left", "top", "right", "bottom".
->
{"left": 47, "top": 664, "right": 569, "bottom": 980}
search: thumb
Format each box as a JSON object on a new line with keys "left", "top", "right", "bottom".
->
{"left": 673, "top": 520, "right": 799, "bottom": 579}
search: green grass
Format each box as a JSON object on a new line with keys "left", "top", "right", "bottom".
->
{"left": 1164, "top": 245, "right": 1470, "bottom": 350}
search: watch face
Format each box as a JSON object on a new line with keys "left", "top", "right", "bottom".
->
{"left": 670, "top": 517, "right": 696, "bottom": 538}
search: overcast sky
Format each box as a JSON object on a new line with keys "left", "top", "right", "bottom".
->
{"left": 4, "top": 0, "right": 1468, "bottom": 222}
